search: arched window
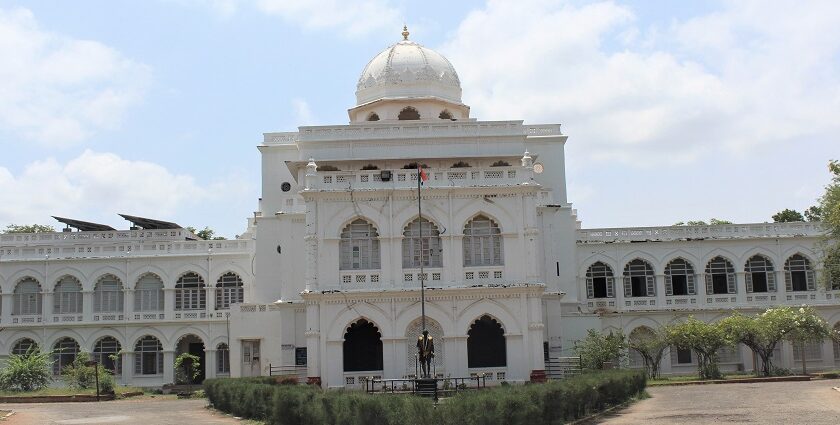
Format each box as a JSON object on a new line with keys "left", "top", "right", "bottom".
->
{"left": 343, "top": 319, "right": 383, "bottom": 372}
{"left": 745, "top": 255, "right": 776, "bottom": 293}
{"left": 94, "top": 275, "right": 124, "bottom": 312}
{"left": 467, "top": 315, "right": 506, "bottom": 368}
{"left": 463, "top": 215, "right": 503, "bottom": 267}
{"left": 585, "top": 262, "right": 614, "bottom": 299}
{"left": 13, "top": 278, "right": 42, "bottom": 315}
{"left": 134, "top": 336, "right": 163, "bottom": 375}
{"left": 93, "top": 337, "right": 121, "bottom": 374}
{"left": 52, "top": 337, "right": 79, "bottom": 375}
{"left": 339, "top": 219, "right": 381, "bottom": 270}
{"left": 135, "top": 273, "right": 164, "bottom": 312}
{"left": 216, "top": 272, "right": 244, "bottom": 310}
{"left": 439, "top": 110, "right": 453, "bottom": 119}
{"left": 176, "top": 272, "right": 205, "bottom": 310}
{"left": 784, "top": 254, "right": 815, "bottom": 292}
{"left": 367, "top": 112, "right": 380, "bottom": 121}
{"left": 398, "top": 106, "right": 420, "bottom": 120}
{"left": 11, "top": 338, "right": 38, "bottom": 356}
{"left": 705, "top": 256, "right": 736, "bottom": 295}
{"left": 623, "top": 259, "right": 655, "bottom": 297}
{"left": 665, "top": 258, "right": 696, "bottom": 296}
{"left": 402, "top": 218, "right": 442, "bottom": 268}
{"left": 217, "top": 343, "right": 230, "bottom": 374}
{"left": 53, "top": 276, "right": 82, "bottom": 314}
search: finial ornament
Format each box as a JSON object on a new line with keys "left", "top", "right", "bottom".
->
{"left": 402, "top": 25, "right": 409, "bottom": 40}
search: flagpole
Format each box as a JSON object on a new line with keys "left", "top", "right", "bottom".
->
{"left": 418, "top": 165, "right": 426, "bottom": 335}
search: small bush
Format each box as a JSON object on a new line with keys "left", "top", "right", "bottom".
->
{"left": 174, "top": 353, "right": 201, "bottom": 384}
{"left": 61, "top": 352, "right": 115, "bottom": 393}
{"left": 205, "top": 369, "right": 646, "bottom": 425}
{"left": 0, "top": 350, "right": 52, "bottom": 392}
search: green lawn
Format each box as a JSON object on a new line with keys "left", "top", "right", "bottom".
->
{"left": 648, "top": 372, "right": 758, "bottom": 385}
{"left": 0, "top": 386, "right": 145, "bottom": 397}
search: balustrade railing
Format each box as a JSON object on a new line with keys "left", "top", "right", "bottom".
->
{"left": 312, "top": 167, "right": 527, "bottom": 191}
{"left": 578, "top": 222, "right": 823, "bottom": 243}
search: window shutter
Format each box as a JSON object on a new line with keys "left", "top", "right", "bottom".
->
{"left": 727, "top": 273, "right": 737, "bottom": 294}
{"left": 686, "top": 274, "right": 696, "bottom": 295}
{"left": 745, "top": 273, "right": 753, "bottom": 293}
{"left": 784, "top": 270, "right": 793, "bottom": 291}
{"left": 664, "top": 275, "right": 673, "bottom": 296}
{"left": 623, "top": 276, "right": 632, "bottom": 297}
{"left": 767, "top": 271, "right": 777, "bottom": 292}
{"left": 646, "top": 275, "right": 656, "bottom": 297}
{"left": 586, "top": 278, "right": 594, "bottom": 298}
{"left": 606, "top": 277, "right": 615, "bottom": 298}
{"left": 705, "top": 274, "right": 713, "bottom": 294}
{"left": 806, "top": 270, "right": 816, "bottom": 291}
{"left": 135, "top": 353, "right": 141, "bottom": 375}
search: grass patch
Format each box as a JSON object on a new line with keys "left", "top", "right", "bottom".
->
{"left": 0, "top": 385, "right": 145, "bottom": 397}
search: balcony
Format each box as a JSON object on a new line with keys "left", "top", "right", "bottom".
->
{"left": 309, "top": 167, "right": 529, "bottom": 192}
{"left": 577, "top": 222, "right": 824, "bottom": 243}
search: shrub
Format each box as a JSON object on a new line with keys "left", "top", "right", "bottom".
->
{"left": 174, "top": 353, "right": 202, "bottom": 384}
{"left": 575, "top": 329, "right": 627, "bottom": 370}
{"left": 205, "top": 369, "right": 646, "bottom": 425}
{"left": 61, "top": 352, "right": 115, "bottom": 393}
{"left": 0, "top": 350, "right": 52, "bottom": 392}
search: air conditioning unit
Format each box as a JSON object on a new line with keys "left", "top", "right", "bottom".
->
{"left": 380, "top": 170, "right": 392, "bottom": 182}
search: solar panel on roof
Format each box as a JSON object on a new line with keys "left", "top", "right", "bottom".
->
{"left": 118, "top": 214, "right": 182, "bottom": 230}
{"left": 52, "top": 216, "right": 116, "bottom": 232}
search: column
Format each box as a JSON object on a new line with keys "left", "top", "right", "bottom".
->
{"left": 83, "top": 290, "right": 94, "bottom": 322}
{"left": 164, "top": 288, "right": 175, "bottom": 320}
{"left": 121, "top": 351, "right": 134, "bottom": 386}
{"left": 43, "top": 292, "right": 53, "bottom": 322}
{"left": 124, "top": 289, "right": 133, "bottom": 320}
{"left": 305, "top": 302, "right": 321, "bottom": 385}
{"left": 0, "top": 293, "right": 12, "bottom": 324}
{"left": 163, "top": 350, "right": 175, "bottom": 384}
{"left": 205, "top": 348, "right": 217, "bottom": 380}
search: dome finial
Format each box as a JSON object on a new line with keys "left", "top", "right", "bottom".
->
{"left": 401, "top": 24, "right": 409, "bottom": 40}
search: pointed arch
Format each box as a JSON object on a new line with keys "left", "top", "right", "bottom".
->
{"left": 53, "top": 275, "right": 83, "bottom": 314}
{"left": 467, "top": 315, "right": 506, "bottom": 368}
{"left": 215, "top": 272, "right": 244, "bottom": 309}
{"left": 135, "top": 273, "right": 164, "bottom": 312}
{"left": 744, "top": 254, "right": 775, "bottom": 293}
{"left": 784, "top": 253, "right": 816, "bottom": 292}
{"left": 175, "top": 272, "right": 205, "bottom": 310}
{"left": 339, "top": 218, "right": 381, "bottom": 270}
{"left": 664, "top": 258, "right": 696, "bottom": 296}
{"left": 13, "top": 277, "right": 42, "bottom": 315}
{"left": 398, "top": 106, "right": 420, "bottom": 120}
{"left": 343, "top": 319, "right": 383, "bottom": 372}
{"left": 705, "top": 256, "right": 737, "bottom": 295}
{"left": 10, "top": 337, "right": 39, "bottom": 356}
{"left": 94, "top": 274, "right": 124, "bottom": 313}
{"left": 623, "top": 259, "right": 656, "bottom": 298}
{"left": 402, "top": 217, "right": 443, "bottom": 268}
{"left": 93, "top": 336, "right": 122, "bottom": 374}
{"left": 585, "top": 261, "right": 615, "bottom": 299}
{"left": 463, "top": 214, "right": 503, "bottom": 267}
{"left": 134, "top": 335, "right": 164, "bottom": 376}
{"left": 51, "top": 337, "right": 80, "bottom": 375}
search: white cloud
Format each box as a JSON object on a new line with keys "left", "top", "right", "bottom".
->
{"left": 441, "top": 0, "right": 840, "bottom": 165}
{"left": 292, "top": 98, "right": 316, "bottom": 126}
{"left": 0, "top": 8, "right": 151, "bottom": 146}
{"left": 0, "top": 150, "right": 244, "bottom": 228}
{"left": 254, "top": 0, "right": 400, "bottom": 37}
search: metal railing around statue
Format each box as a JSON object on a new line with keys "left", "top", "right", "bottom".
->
{"left": 364, "top": 356, "right": 486, "bottom": 398}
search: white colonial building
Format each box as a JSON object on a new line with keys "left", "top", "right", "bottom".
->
{"left": 1, "top": 29, "right": 839, "bottom": 388}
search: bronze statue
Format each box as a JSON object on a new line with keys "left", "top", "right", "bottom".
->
{"left": 416, "top": 330, "right": 434, "bottom": 378}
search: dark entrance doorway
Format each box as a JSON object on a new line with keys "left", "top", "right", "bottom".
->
{"left": 343, "top": 319, "right": 383, "bottom": 372}
{"left": 176, "top": 334, "right": 206, "bottom": 383}
{"left": 467, "top": 315, "right": 506, "bottom": 368}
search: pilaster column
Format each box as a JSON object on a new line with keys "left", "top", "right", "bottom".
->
{"left": 164, "top": 288, "right": 175, "bottom": 320}
{"left": 163, "top": 350, "right": 175, "bottom": 384}
{"left": 205, "top": 349, "right": 217, "bottom": 380}
{"left": 0, "top": 293, "right": 11, "bottom": 324}
{"left": 83, "top": 291, "right": 94, "bottom": 322}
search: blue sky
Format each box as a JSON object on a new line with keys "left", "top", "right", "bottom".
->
{"left": 1, "top": 0, "right": 838, "bottom": 237}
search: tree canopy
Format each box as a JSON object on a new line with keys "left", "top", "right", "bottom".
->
{"left": 816, "top": 160, "right": 840, "bottom": 289}
{"left": 186, "top": 226, "right": 227, "bottom": 240}
{"left": 2, "top": 224, "right": 55, "bottom": 234}
{"left": 673, "top": 218, "right": 733, "bottom": 226}
{"left": 772, "top": 209, "right": 805, "bottom": 222}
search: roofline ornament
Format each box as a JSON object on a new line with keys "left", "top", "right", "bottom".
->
{"left": 402, "top": 25, "right": 409, "bottom": 40}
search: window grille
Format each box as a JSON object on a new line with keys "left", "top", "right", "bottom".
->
{"left": 215, "top": 272, "right": 244, "bottom": 310}
{"left": 135, "top": 336, "right": 164, "bottom": 375}
{"left": 13, "top": 278, "right": 42, "bottom": 315}
{"left": 784, "top": 254, "right": 815, "bottom": 292}
{"left": 586, "top": 262, "right": 615, "bottom": 299}
{"left": 744, "top": 255, "right": 775, "bottom": 293}
{"left": 217, "top": 343, "right": 230, "bottom": 373}
{"left": 478, "top": 271, "right": 489, "bottom": 279}
{"left": 342, "top": 275, "right": 352, "bottom": 284}
{"left": 792, "top": 340, "right": 823, "bottom": 361}
{"left": 402, "top": 218, "right": 442, "bottom": 268}
{"left": 432, "top": 273, "right": 441, "bottom": 281}
{"left": 11, "top": 339, "right": 38, "bottom": 356}
{"left": 664, "top": 259, "right": 696, "bottom": 296}
{"left": 370, "top": 274, "right": 379, "bottom": 283}
{"left": 53, "top": 276, "right": 83, "bottom": 314}
{"left": 52, "top": 337, "right": 79, "bottom": 375}
{"left": 135, "top": 274, "right": 164, "bottom": 311}
{"left": 175, "top": 272, "right": 206, "bottom": 311}
{"left": 339, "top": 219, "right": 380, "bottom": 270}
{"left": 356, "top": 275, "right": 367, "bottom": 283}
{"left": 463, "top": 215, "right": 503, "bottom": 267}
{"left": 93, "top": 337, "right": 121, "bottom": 374}
{"left": 705, "top": 257, "right": 736, "bottom": 295}
{"left": 623, "top": 259, "right": 655, "bottom": 297}
{"left": 94, "top": 275, "right": 124, "bottom": 313}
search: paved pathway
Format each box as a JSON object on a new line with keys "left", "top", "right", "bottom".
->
{"left": 1, "top": 397, "right": 241, "bottom": 425}
{"left": 599, "top": 379, "right": 840, "bottom": 424}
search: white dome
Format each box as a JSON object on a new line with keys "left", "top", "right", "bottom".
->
{"left": 356, "top": 30, "right": 462, "bottom": 106}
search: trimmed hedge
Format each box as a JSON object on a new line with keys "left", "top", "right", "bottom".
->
{"left": 204, "top": 369, "right": 646, "bottom": 425}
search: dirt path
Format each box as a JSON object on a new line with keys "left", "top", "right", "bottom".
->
{"left": 1, "top": 397, "right": 240, "bottom": 424}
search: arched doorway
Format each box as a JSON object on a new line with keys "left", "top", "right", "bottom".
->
{"left": 467, "top": 315, "right": 506, "bottom": 368}
{"left": 343, "top": 319, "right": 383, "bottom": 372}
{"left": 175, "top": 334, "right": 205, "bottom": 383}
{"left": 405, "top": 317, "right": 444, "bottom": 376}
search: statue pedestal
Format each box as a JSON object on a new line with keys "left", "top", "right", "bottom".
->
{"left": 415, "top": 378, "right": 437, "bottom": 399}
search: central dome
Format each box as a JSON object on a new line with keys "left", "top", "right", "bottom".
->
{"left": 355, "top": 28, "right": 462, "bottom": 106}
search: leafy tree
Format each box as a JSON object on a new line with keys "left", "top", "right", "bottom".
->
{"left": 2, "top": 224, "right": 55, "bottom": 234}
{"left": 786, "top": 306, "right": 831, "bottom": 375}
{"left": 666, "top": 317, "right": 732, "bottom": 380}
{"left": 772, "top": 209, "right": 805, "bottom": 222}
{"left": 61, "top": 351, "right": 115, "bottom": 393}
{"left": 627, "top": 327, "right": 668, "bottom": 379}
{"left": 174, "top": 352, "right": 202, "bottom": 384}
{"left": 804, "top": 205, "right": 823, "bottom": 222}
{"left": 815, "top": 160, "right": 840, "bottom": 290}
{"left": 720, "top": 309, "right": 796, "bottom": 377}
{"left": 674, "top": 219, "right": 733, "bottom": 226}
{"left": 186, "top": 226, "right": 227, "bottom": 240}
{"left": 574, "top": 329, "right": 627, "bottom": 370}
{"left": 709, "top": 218, "right": 733, "bottom": 225}
{"left": 0, "top": 349, "right": 52, "bottom": 392}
